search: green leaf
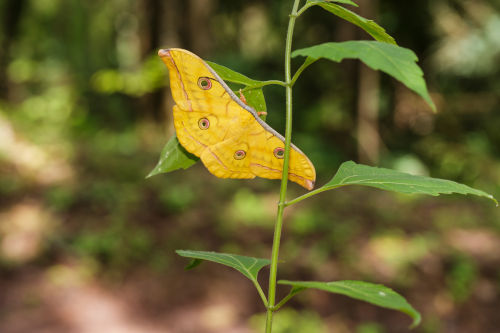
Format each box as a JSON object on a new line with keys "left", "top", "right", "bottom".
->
{"left": 241, "top": 88, "right": 267, "bottom": 121}
{"left": 242, "top": 89, "right": 267, "bottom": 113}
{"left": 206, "top": 60, "right": 263, "bottom": 86}
{"left": 303, "top": 2, "right": 395, "bottom": 44}
{"left": 306, "top": 0, "right": 358, "bottom": 8}
{"left": 322, "top": 161, "right": 497, "bottom": 204}
{"left": 292, "top": 41, "right": 436, "bottom": 111}
{"left": 176, "top": 250, "right": 271, "bottom": 282}
{"left": 185, "top": 258, "right": 203, "bottom": 270}
{"left": 146, "top": 134, "right": 198, "bottom": 178}
{"left": 279, "top": 280, "right": 421, "bottom": 328}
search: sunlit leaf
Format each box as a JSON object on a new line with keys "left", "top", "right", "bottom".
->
{"left": 293, "top": 41, "right": 435, "bottom": 110}
{"left": 317, "top": 161, "right": 497, "bottom": 204}
{"left": 302, "top": 2, "right": 395, "bottom": 44}
{"left": 176, "top": 250, "right": 270, "bottom": 282}
{"left": 279, "top": 280, "right": 421, "bottom": 328}
{"left": 146, "top": 134, "right": 198, "bottom": 178}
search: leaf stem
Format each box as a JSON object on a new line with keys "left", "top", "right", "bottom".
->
{"left": 296, "top": 2, "right": 314, "bottom": 17}
{"left": 241, "top": 80, "right": 288, "bottom": 92}
{"left": 285, "top": 185, "right": 343, "bottom": 206}
{"left": 265, "top": 0, "right": 301, "bottom": 332}
{"left": 253, "top": 279, "right": 269, "bottom": 308}
{"left": 273, "top": 293, "right": 293, "bottom": 311}
{"left": 273, "top": 286, "right": 306, "bottom": 311}
{"left": 290, "top": 57, "right": 318, "bottom": 86}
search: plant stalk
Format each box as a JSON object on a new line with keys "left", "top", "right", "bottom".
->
{"left": 265, "top": 0, "right": 301, "bottom": 332}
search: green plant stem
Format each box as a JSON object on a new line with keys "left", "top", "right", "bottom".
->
{"left": 265, "top": 1, "right": 301, "bottom": 332}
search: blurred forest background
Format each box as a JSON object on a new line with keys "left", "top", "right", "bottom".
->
{"left": 1, "top": 0, "right": 499, "bottom": 332}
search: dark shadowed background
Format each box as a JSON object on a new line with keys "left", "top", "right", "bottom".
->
{"left": 1, "top": 0, "right": 499, "bottom": 332}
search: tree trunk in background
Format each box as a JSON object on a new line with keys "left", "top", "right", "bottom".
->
{"left": 139, "top": 0, "right": 182, "bottom": 129}
{"left": 185, "top": 0, "right": 215, "bottom": 55}
{"left": 0, "top": 0, "right": 26, "bottom": 99}
{"left": 162, "top": 0, "right": 183, "bottom": 131}
{"left": 140, "top": 0, "right": 215, "bottom": 133}
{"left": 356, "top": 0, "right": 380, "bottom": 165}
{"left": 139, "top": 0, "right": 165, "bottom": 122}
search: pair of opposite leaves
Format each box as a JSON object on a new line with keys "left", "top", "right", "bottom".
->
{"left": 159, "top": 48, "right": 316, "bottom": 190}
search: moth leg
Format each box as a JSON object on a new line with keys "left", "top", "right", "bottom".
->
{"left": 238, "top": 89, "right": 266, "bottom": 116}
{"left": 238, "top": 89, "right": 248, "bottom": 105}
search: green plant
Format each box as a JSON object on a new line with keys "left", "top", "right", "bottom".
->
{"left": 149, "top": 1, "right": 497, "bottom": 331}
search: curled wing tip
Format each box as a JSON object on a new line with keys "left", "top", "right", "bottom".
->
{"left": 304, "top": 179, "right": 315, "bottom": 191}
{"left": 158, "top": 49, "right": 170, "bottom": 57}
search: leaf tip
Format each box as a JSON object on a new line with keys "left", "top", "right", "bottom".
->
{"left": 479, "top": 193, "right": 498, "bottom": 206}
{"left": 145, "top": 168, "right": 159, "bottom": 179}
{"left": 428, "top": 99, "right": 437, "bottom": 113}
{"left": 409, "top": 312, "right": 422, "bottom": 329}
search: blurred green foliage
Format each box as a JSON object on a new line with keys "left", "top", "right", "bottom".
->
{"left": 250, "top": 309, "right": 327, "bottom": 333}
{"left": 0, "top": 0, "right": 499, "bottom": 332}
{"left": 356, "top": 322, "right": 386, "bottom": 333}
{"left": 446, "top": 255, "right": 477, "bottom": 303}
